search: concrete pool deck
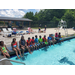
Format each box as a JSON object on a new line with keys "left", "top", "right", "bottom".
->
{"left": 0, "top": 28, "right": 75, "bottom": 65}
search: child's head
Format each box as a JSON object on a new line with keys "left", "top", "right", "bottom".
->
{"left": 49, "top": 34, "right": 51, "bottom": 37}
{"left": 32, "top": 37, "right": 34, "bottom": 40}
{"left": 12, "top": 38, "right": 16, "bottom": 43}
{"left": 21, "top": 36, "right": 24, "bottom": 40}
{"left": 28, "top": 37, "right": 30, "bottom": 41}
{"left": 0, "top": 41, "right": 4, "bottom": 46}
{"left": 35, "top": 35, "right": 37, "bottom": 38}
{"left": 59, "top": 32, "right": 61, "bottom": 35}
{"left": 39, "top": 35, "right": 41, "bottom": 38}
{"left": 44, "top": 35, "right": 46, "bottom": 38}
{"left": 56, "top": 33, "right": 58, "bottom": 35}
{"left": 45, "top": 25, "right": 46, "bottom": 27}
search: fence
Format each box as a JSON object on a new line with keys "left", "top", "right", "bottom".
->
{"left": 0, "top": 21, "right": 75, "bottom": 28}
{"left": 31, "top": 21, "right": 58, "bottom": 28}
{"left": 31, "top": 21, "right": 75, "bottom": 28}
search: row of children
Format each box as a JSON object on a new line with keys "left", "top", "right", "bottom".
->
{"left": 0, "top": 32, "right": 63, "bottom": 59}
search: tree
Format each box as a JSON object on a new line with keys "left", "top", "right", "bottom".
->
{"left": 23, "top": 12, "right": 34, "bottom": 20}
{"left": 23, "top": 9, "right": 75, "bottom": 28}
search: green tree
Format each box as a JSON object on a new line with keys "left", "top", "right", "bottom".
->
{"left": 23, "top": 12, "right": 34, "bottom": 20}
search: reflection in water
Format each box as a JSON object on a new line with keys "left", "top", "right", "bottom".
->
{"left": 59, "top": 57, "right": 75, "bottom": 65}
{"left": 16, "top": 54, "right": 28, "bottom": 61}
{"left": 41, "top": 46, "right": 49, "bottom": 51}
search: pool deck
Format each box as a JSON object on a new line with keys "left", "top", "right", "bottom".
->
{"left": 0, "top": 28, "right": 75, "bottom": 65}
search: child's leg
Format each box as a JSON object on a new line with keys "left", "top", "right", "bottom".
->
{"left": 35, "top": 44, "right": 37, "bottom": 50}
{"left": 50, "top": 41, "right": 51, "bottom": 47}
{"left": 13, "top": 48, "right": 20, "bottom": 59}
{"left": 5, "top": 52, "right": 10, "bottom": 58}
{"left": 21, "top": 46, "right": 25, "bottom": 56}
{"left": 16, "top": 47, "right": 22, "bottom": 57}
{"left": 52, "top": 40, "right": 54, "bottom": 46}
{"left": 27, "top": 46, "right": 32, "bottom": 54}
{"left": 2, "top": 53, "right": 6, "bottom": 58}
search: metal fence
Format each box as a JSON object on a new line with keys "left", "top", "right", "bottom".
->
{"left": 31, "top": 21, "right": 58, "bottom": 28}
{"left": 0, "top": 21, "right": 75, "bottom": 28}
{"left": 31, "top": 21, "right": 75, "bottom": 28}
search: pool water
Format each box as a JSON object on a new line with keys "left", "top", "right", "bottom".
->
{"left": 10, "top": 38, "right": 75, "bottom": 65}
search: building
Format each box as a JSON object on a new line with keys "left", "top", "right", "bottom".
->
{"left": 0, "top": 17, "right": 32, "bottom": 28}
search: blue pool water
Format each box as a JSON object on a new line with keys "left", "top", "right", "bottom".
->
{"left": 10, "top": 38, "right": 75, "bottom": 65}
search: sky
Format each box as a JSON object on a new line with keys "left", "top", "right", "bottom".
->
{"left": 0, "top": 9, "right": 40, "bottom": 18}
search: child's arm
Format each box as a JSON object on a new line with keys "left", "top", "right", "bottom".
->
{"left": 25, "top": 42, "right": 27, "bottom": 46}
{"left": 11, "top": 42, "right": 13, "bottom": 48}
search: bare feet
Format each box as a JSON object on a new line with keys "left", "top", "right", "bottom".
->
{"left": 18, "top": 57, "right": 20, "bottom": 59}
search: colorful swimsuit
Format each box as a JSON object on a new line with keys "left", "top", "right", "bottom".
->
{"left": 12, "top": 42, "right": 17, "bottom": 48}
{"left": 27, "top": 40, "right": 32, "bottom": 47}
{"left": 1, "top": 46, "right": 7, "bottom": 53}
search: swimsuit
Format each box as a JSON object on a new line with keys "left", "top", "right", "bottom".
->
{"left": 12, "top": 42, "right": 17, "bottom": 48}
{"left": 31, "top": 39, "right": 35, "bottom": 45}
{"left": 1, "top": 46, "right": 7, "bottom": 53}
{"left": 27, "top": 40, "right": 32, "bottom": 47}
{"left": 39, "top": 38, "right": 43, "bottom": 43}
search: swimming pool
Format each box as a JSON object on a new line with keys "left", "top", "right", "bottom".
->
{"left": 10, "top": 38, "right": 75, "bottom": 65}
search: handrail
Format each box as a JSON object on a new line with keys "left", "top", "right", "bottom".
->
{"left": 0, "top": 58, "right": 25, "bottom": 65}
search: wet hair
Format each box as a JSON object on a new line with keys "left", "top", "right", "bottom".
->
{"left": 21, "top": 36, "right": 24, "bottom": 40}
{"left": 49, "top": 34, "right": 51, "bottom": 36}
{"left": 32, "top": 37, "right": 34, "bottom": 39}
{"left": 59, "top": 32, "right": 61, "bottom": 35}
{"left": 28, "top": 37, "right": 30, "bottom": 40}
{"left": 0, "top": 41, "right": 3, "bottom": 46}
{"left": 12, "top": 38, "right": 16, "bottom": 43}
{"left": 44, "top": 35, "right": 46, "bottom": 38}
{"left": 0, "top": 41, "right": 1, "bottom": 46}
{"left": 35, "top": 35, "right": 37, "bottom": 38}
{"left": 39, "top": 35, "right": 41, "bottom": 38}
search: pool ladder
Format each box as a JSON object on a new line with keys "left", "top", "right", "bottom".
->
{"left": 0, "top": 58, "right": 25, "bottom": 65}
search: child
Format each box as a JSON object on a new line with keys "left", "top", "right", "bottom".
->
{"left": 27, "top": 37, "right": 33, "bottom": 51}
{"left": 38, "top": 36, "right": 43, "bottom": 48}
{"left": 51, "top": 34, "right": 56, "bottom": 44}
{"left": 19, "top": 36, "right": 32, "bottom": 55}
{"left": 35, "top": 35, "right": 40, "bottom": 47}
{"left": 58, "top": 32, "right": 63, "bottom": 42}
{"left": 44, "top": 25, "right": 46, "bottom": 33}
{"left": 31, "top": 37, "right": 37, "bottom": 50}
{"left": 55, "top": 33, "right": 59, "bottom": 43}
{"left": 48, "top": 34, "right": 54, "bottom": 46}
{"left": 43, "top": 35, "right": 48, "bottom": 46}
{"left": 0, "top": 41, "right": 10, "bottom": 58}
{"left": 11, "top": 38, "right": 22, "bottom": 59}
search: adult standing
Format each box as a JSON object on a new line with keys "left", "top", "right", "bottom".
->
{"left": 44, "top": 25, "right": 46, "bottom": 33}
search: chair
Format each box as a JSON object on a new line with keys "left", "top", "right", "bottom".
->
{"left": 2, "top": 28, "right": 12, "bottom": 37}
{"left": 8, "top": 28, "right": 13, "bottom": 32}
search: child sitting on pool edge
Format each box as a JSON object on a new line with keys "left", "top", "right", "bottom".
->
{"left": 11, "top": 38, "right": 22, "bottom": 59}
{"left": 58, "top": 32, "right": 63, "bottom": 43}
{"left": 43, "top": 35, "right": 48, "bottom": 46}
{"left": 35, "top": 35, "right": 40, "bottom": 49}
{"left": 31, "top": 37, "right": 37, "bottom": 50}
{"left": 38, "top": 35, "right": 44, "bottom": 48}
{"left": 0, "top": 41, "right": 10, "bottom": 58}
{"left": 27, "top": 37, "right": 33, "bottom": 52}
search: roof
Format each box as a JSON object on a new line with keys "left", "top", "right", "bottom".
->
{"left": 0, "top": 17, "right": 32, "bottom": 21}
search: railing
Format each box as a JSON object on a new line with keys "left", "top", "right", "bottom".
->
{"left": 0, "top": 58, "right": 25, "bottom": 65}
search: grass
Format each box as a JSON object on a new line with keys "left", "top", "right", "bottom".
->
{"left": 31, "top": 27, "right": 44, "bottom": 29}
